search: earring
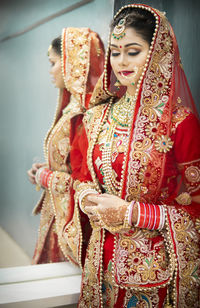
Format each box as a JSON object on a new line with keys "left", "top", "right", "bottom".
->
{"left": 114, "top": 79, "right": 121, "bottom": 91}
{"left": 114, "top": 80, "right": 121, "bottom": 87}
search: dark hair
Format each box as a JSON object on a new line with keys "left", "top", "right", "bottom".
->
{"left": 51, "top": 36, "right": 61, "bottom": 55}
{"left": 111, "top": 8, "right": 155, "bottom": 45}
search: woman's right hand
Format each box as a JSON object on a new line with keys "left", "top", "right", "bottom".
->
{"left": 27, "top": 162, "right": 46, "bottom": 185}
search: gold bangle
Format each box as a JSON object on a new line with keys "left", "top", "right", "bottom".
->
{"left": 123, "top": 203, "right": 130, "bottom": 229}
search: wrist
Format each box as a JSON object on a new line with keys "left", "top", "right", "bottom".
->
{"left": 79, "top": 188, "right": 98, "bottom": 213}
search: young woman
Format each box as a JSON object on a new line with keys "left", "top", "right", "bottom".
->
{"left": 70, "top": 4, "right": 200, "bottom": 307}
{"left": 27, "top": 27, "right": 104, "bottom": 264}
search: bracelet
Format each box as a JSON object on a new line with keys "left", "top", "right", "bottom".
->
{"left": 35, "top": 167, "right": 45, "bottom": 186}
{"left": 158, "top": 205, "right": 165, "bottom": 230}
{"left": 122, "top": 201, "right": 135, "bottom": 229}
{"left": 153, "top": 204, "right": 161, "bottom": 230}
{"left": 123, "top": 204, "right": 130, "bottom": 229}
{"left": 135, "top": 201, "right": 140, "bottom": 227}
{"left": 135, "top": 203, "right": 165, "bottom": 231}
{"left": 139, "top": 203, "right": 146, "bottom": 228}
{"left": 128, "top": 201, "right": 135, "bottom": 226}
{"left": 35, "top": 167, "right": 52, "bottom": 188}
{"left": 79, "top": 188, "right": 98, "bottom": 213}
{"left": 41, "top": 168, "right": 53, "bottom": 188}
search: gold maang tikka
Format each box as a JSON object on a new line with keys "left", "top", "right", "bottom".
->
{"left": 112, "top": 18, "right": 126, "bottom": 40}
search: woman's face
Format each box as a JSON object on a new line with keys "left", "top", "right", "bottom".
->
{"left": 48, "top": 47, "right": 65, "bottom": 89}
{"left": 110, "top": 27, "right": 150, "bottom": 95}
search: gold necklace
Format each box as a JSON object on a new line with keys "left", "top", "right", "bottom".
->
{"left": 87, "top": 92, "right": 137, "bottom": 197}
{"left": 111, "top": 92, "right": 134, "bottom": 127}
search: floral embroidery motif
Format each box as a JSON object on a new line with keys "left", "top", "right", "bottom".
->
{"left": 112, "top": 230, "right": 172, "bottom": 288}
{"left": 145, "top": 122, "right": 159, "bottom": 139}
{"left": 185, "top": 166, "right": 200, "bottom": 183}
{"left": 178, "top": 158, "right": 200, "bottom": 194}
{"left": 154, "top": 135, "right": 173, "bottom": 153}
{"left": 175, "top": 192, "right": 192, "bottom": 205}
{"left": 124, "top": 288, "right": 160, "bottom": 307}
{"left": 139, "top": 165, "right": 158, "bottom": 185}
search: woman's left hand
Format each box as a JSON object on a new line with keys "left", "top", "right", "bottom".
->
{"left": 85, "top": 193, "right": 129, "bottom": 227}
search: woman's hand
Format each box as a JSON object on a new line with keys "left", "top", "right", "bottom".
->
{"left": 84, "top": 193, "right": 129, "bottom": 227}
{"left": 27, "top": 162, "right": 46, "bottom": 185}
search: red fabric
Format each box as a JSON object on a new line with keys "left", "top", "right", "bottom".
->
{"left": 174, "top": 113, "right": 200, "bottom": 164}
{"left": 71, "top": 124, "right": 92, "bottom": 182}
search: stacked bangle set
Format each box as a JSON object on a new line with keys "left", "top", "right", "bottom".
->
{"left": 123, "top": 201, "right": 165, "bottom": 231}
{"left": 36, "top": 167, "right": 53, "bottom": 189}
{"left": 134, "top": 201, "right": 165, "bottom": 230}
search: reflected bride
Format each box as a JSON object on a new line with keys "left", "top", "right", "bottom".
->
{"left": 27, "top": 27, "right": 104, "bottom": 265}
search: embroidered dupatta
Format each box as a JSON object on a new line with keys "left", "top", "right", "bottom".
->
{"left": 32, "top": 27, "right": 104, "bottom": 264}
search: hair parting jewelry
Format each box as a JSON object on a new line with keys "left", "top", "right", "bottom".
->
{"left": 112, "top": 18, "right": 126, "bottom": 40}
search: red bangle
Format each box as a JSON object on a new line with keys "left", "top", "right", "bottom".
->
{"left": 143, "top": 203, "right": 150, "bottom": 229}
{"left": 135, "top": 203, "right": 163, "bottom": 231}
{"left": 40, "top": 168, "right": 53, "bottom": 188}
{"left": 154, "top": 205, "right": 161, "bottom": 230}
{"left": 138, "top": 202, "right": 146, "bottom": 228}
{"left": 148, "top": 204, "right": 155, "bottom": 230}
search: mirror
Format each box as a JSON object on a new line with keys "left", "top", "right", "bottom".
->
{"left": 0, "top": 0, "right": 114, "bottom": 267}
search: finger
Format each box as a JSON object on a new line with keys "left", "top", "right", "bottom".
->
{"left": 32, "top": 164, "right": 38, "bottom": 173}
{"left": 101, "top": 193, "right": 112, "bottom": 198}
{"left": 27, "top": 169, "right": 35, "bottom": 178}
{"left": 28, "top": 175, "right": 36, "bottom": 184}
{"left": 30, "top": 178, "right": 36, "bottom": 184}
{"left": 87, "top": 194, "right": 102, "bottom": 203}
{"left": 32, "top": 163, "right": 43, "bottom": 172}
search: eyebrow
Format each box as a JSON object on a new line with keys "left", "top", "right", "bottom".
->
{"left": 110, "top": 43, "right": 142, "bottom": 48}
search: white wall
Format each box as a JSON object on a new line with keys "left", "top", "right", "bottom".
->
{"left": 0, "top": 0, "right": 114, "bottom": 259}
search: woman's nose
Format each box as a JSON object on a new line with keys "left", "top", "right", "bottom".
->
{"left": 119, "top": 53, "right": 128, "bottom": 66}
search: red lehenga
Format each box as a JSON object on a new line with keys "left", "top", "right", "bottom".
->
{"left": 32, "top": 27, "right": 104, "bottom": 264}
{"left": 69, "top": 4, "right": 200, "bottom": 308}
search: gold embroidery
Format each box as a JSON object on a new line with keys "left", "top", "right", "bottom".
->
{"left": 178, "top": 159, "right": 200, "bottom": 194}
{"left": 175, "top": 192, "right": 192, "bottom": 205}
{"left": 154, "top": 135, "right": 173, "bottom": 153}
{"left": 185, "top": 165, "right": 200, "bottom": 183}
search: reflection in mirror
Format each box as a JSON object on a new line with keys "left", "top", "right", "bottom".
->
{"left": 29, "top": 27, "right": 105, "bottom": 265}
{"left": 0, "top": 0, "right": 113, "bottom": 268}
